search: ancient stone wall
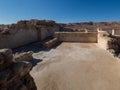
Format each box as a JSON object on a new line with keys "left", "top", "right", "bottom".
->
{"left": 40, "top": 26, "right": 59, "bottom": 40}
{"left": 0, "top": 49, "right": 36, "bottom": 90}
{"left": 97, "top": 31, "right": 111, "bottom": 50}
{"left": 107, "top": 35, "right": 120, "bottom": 57}
{"left": 0, "top": 20, "right": 60, "bottom": 49}
{"left": 115, "top": 30, "right": 120, "bottom": 35}
{"left": 55, "top": 32, "right": 98, "bottom": 43}
{"left": 0, "top": 29, "right": 38, "bottom": 49}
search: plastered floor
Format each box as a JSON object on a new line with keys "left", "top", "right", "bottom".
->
{"left": 31, "top": 43, "right": 120, "bottom": 90}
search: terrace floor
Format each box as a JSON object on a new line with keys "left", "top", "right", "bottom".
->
{"left": 30, "top": 43, "right": 120, "bottom": 90}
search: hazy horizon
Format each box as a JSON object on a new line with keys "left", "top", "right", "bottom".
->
{"left": 1, "top": 19, "right": 120, "bottom": 25}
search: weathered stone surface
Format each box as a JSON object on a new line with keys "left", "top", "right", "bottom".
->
{"left": 44, "top": 38, "right": 58, "bottom": 48}
{"left": 14, "top": 51, "right": 33, "bottom": 62}
{"left": 0, "top": 49, "right": 36, "bottom": 90}
{"left": 11, "top": 61, "right": 32, "bottom": 77}
{"left": 0, "top": 49, "right": 13, "bottom": 72}
{"left": 22, "top": 74, "right": 37, "bottom": 90}
{"left": 98, "top": 31, "right": 111, "bottom": 50}
{"left": 0, "top": 19, "right": 60, "bottom": 49}
{"left": 0, "top": 69, "right": 10, "bottom": 85}
{"left": 107, "top": 35, "right": 120, "bottom": 56}
{"left": 55, "top": 32, "right": 97, "bottom": 43}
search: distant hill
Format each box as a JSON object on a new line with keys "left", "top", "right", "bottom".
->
{"left": 60, "top": 22, "right": 120, "bottom": 31}
{"left": 1, "top": 20, "right": 120, "bottom": 32}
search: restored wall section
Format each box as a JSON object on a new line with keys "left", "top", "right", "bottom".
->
{"left": 55, "top": 32, "right": 98, "bottom": 43}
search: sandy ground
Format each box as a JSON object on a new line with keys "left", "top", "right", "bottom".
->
{"left": 30, "top": 43, "right": 120, "bottom": 90}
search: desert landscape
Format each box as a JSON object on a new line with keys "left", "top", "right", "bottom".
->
{"left": 1, "top": 0, "right": 120, "bottom": 89}
{"left": 0, "top": 19, "right": 120, "bottom": 90}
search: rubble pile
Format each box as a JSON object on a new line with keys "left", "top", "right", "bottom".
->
{"left": 0, "top": 49, "right": 36, "bottom": 90}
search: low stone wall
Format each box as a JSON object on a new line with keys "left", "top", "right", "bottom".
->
{"left": 103, "top": 29, "right": 120, "bottom": 35}
{"left": 55, "top": 32, "right": 98, "bottom": 43}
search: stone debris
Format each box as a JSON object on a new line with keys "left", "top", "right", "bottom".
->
{"left": 44, "top": 38, "right": 58, "bottom": 48}
{"left": 107, "top": 35, "right": 120, "bottom": 57}
{"left": 14, "top": 51, "right": 33, "bottom": 62}
{"left": 0, "top": 49, "right": 36, "bottom": 90}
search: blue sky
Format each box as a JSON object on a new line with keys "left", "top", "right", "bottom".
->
{"left": 0, "top": 0, "right": 120, "bottom": 24}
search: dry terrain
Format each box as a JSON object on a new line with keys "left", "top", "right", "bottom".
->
{"left": 31, "top": 43, "right": 120, "bottom": 90}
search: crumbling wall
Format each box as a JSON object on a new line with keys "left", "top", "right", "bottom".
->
{"left": 107, "top": 35, "right": 120, "bottom": 57}
{"left": 0, "top": 49, "right": 36, "bottom": 90}
{"left": 115, "top": 30, "right": 120, "bottom": 35}
{"left": 97, "top": 31, "right": 120, "bottom": 57}
{"left": 55, "top": 32, "right": 98, "bottom": 43}
{"left": 98, "top": 31, "right": 111, "bottom": 50}
{"left": 0, "top": 20, "right": 60, "bottom": 49}
{"left": 40, "top": 26, "right": 59, "bottom": 40}
{"left": 0, "top": 29, "right": 38, "bottom": 49}
{"left": 44, "top": 38, "right": 58, "bottom": 48}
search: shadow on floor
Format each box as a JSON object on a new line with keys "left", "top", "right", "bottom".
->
{"left": 12, "top": 41, "right": 62, "bottom": 54}
{"left": 29, "top": 58, "right": 43, "bottom": 67}
{"left": 12, "top": 41, "right": 62, "bottom": 67}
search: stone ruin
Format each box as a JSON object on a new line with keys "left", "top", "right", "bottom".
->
{"left": 0, "top": 20, "right": 62, "bottom": 90}
{"left": 0, "top": 20, "right": 60, "bottom": 49}
{"left": 107, "top": 35, "right": 120, "bottom": 57}
{"left": 14, "top": 51, "right": 33, "bottom": 62}
{"left": 1, "top": 20, "right": 120, "bottom": 90}
{"left": 0, "top": 49, "right": 36, "bottom": 90}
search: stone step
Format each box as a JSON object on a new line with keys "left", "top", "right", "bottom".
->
{"left": 44, "top": 38, "right": 58, "bottom": 48}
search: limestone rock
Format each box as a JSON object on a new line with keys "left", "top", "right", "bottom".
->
{"left": 0, "top": 49, "right": 36, "bottom": 90}
{"left": 22, "top": 74, "right": 37, "bottom": 90}
{"left": 44, "top": 38, "right": 58, "bottom": 48}
{"left": 11, "top": 61, "right": 32, "bottom": 77}
{"left": 0, "top": 69, "right": 10, "bottom": 85}
{"left": 107, "top": 35, "right": 120, "bottom": 56}
{"left": 0, "top": 49, "right": 13, "bottom": 72}
{"left": 14, "top": 51, "right": 33, "bottom": 62}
